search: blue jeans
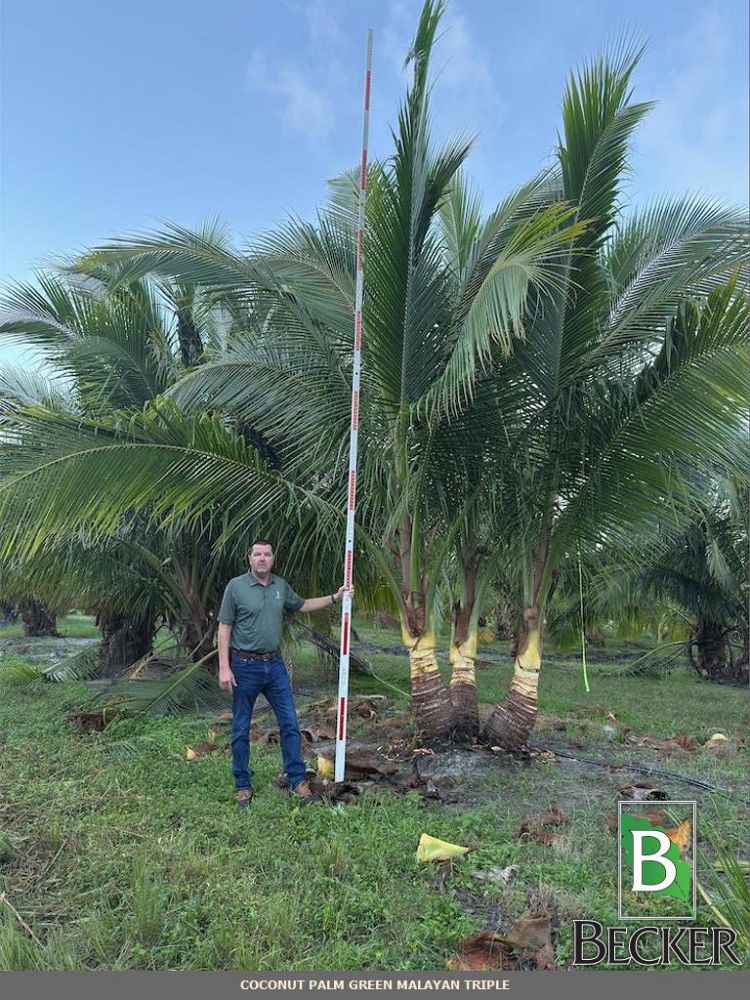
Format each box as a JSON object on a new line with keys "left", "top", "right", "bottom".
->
{"left": 230, "top": 654, "right": 307, "bottom": 791}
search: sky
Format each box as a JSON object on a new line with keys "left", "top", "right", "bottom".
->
{"left": 1, "top": 0, "right": 748, "bottom": 365}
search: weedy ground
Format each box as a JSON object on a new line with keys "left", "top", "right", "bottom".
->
{"left": 0, "top": 617, "right": 747, "bottom": 971}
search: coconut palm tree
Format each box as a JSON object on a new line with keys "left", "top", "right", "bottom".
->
{"left": 51, "top": 0, "right": 580, "bottom": 736}
{"left": 0, "top": 264, "right": 247, "bottom": 663}
{"left": 411, "top": 36, "right": 748, "bottom": 743}
{"left": 640, "top": 476, "right": 749, "bottom": 685}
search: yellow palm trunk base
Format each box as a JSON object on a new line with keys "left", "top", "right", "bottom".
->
{"left": 484, "top": 627, "right": 541, "bottom": 748}
{"left": 404, "top": 632, "right": 453, "bottom": 737}
{"left": 449, "top": 641, "right": 479, "bottom": 737}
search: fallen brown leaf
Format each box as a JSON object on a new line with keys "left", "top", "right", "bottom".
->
{"left": 505, "top": 911, "right": 556, "bottom": 969}
{"left": 505, "top": 911, "right": 551, "bottom": 950}
{"left": 536, "top": 804, "right": 566, "bottom": 826}
{"left": 673, "top": 734, "right": 695, "bottom": 749}
{"left": 67, "top": 711, "right": 118, "bottom": 731}
{"left": 186, "top": 741, "right": 217, "bottom": 761}
{"left": 448, "top": 932, "right": 518, "bottom": 971}
{"left": 519, "top": 803, "right": 567, "bottom": 845}
{"left": 300, "top": 724, "right": 336, "bottom": 742}
{"left": 251, "top": 729, "right": 280, "bottom": 746}
{"left": 452, "top": 911, "right": 556, "bottom": 971}
{"left": 619, "top": 783, "right": 668, "bottom": 801}
{"left": 355, "top": 698, "right": 380, "bottom": 719}
{"left": 309, "top": 777, "right": 362, "bottom": 802}
{"left": 628, "top": 734, "right": 694, "bottom": 754}
{"left": 528, "top": 830, "right": 568, "bottom": 849}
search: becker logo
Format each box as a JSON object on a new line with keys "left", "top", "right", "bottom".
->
{"left": 618, "top": 800, "right": 696, "bottom": 919}
{"left": 572, "top": 801, "right": 741, "bottom": 967}
{"left": 572, "top": 921, "right": 741, "bottom": 967}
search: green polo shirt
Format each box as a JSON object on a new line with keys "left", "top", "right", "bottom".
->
{"left": 218, "top": 572, "right": 305, "bottom": 652}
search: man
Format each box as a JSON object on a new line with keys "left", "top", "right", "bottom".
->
{"left": 217, "top": 539, "right": 346, "bottom": 807}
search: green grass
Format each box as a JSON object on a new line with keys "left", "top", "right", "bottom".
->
{"left": 0, "top": 628, "right": 747, "bottom": 971}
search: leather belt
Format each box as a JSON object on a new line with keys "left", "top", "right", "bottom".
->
{"left": 230, "top": 648, "right": 278, "bottom": 662}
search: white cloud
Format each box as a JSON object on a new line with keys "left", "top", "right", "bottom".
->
{"left": 434, "top": 9, "right": 506, "bottom": 134}
{"left": 246, "top": 3, "right": 356, "bottom": 146}
{"left": 382, "top": 1, "right": 506, "bottom": 138}
{"left": 301, "top": 0, "right": 346, "bottom": 46}
{"left": 635, "top": 4, "right": 749, "bottom": 203}
{"left": 247, "top": 48, "right": 336, "bottom": 142}
{"left": 382, "top": 0, "right": 420, "bottom": 79}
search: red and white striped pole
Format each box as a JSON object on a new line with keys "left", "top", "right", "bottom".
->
{"left": 335, "top": 29, "right": 373, "bottom": 784}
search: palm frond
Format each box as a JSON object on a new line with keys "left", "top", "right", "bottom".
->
{"left": 41, "top": 642, "right": 101, "bottom": 683}
{"left": 100, "top": 658, "right": 226, "bottom": 716}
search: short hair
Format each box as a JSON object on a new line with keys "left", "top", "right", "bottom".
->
{"left": 248, "top": 539, "right": 274, "bottom": 557}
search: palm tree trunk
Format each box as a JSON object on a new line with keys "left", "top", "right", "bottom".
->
{"left": 449, "top": 626, "right": 479, "bottom": 738}
{"left": 176, "top": 304, "right": 203, "bottom": 368}
{"left": 176, "top": 558, "right": 213, "bottom": 661}
{"left": 396, "top": 504, "right": 452, "bottom": 737}
{"left": 183, "top": 612, "right": 214, "bottom": 662}
{"left": 1, "top": 599, "right": 18, "bottom": 625}
{"left": 448, "top": 548, "right": 483, "bottom": 738}
{"left": 404, "top": 626, "right": 453, "bottom": 738}
{"left": 484, "top": 607, "right": 542, "bottom": 747}
{"left": 98, "top": 610, "right": 155, "bottom": 676}
{"left": 693, "top": 618, "right": 730, "bottom": 683}
{"left": 20, "top": 598, "right": 60, "bottom": 637}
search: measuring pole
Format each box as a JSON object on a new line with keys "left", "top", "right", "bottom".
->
{"left": 335, "top": 29, "right": 373, "bottom": 784}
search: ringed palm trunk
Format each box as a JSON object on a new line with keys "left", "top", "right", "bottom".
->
{"left": 183, "top": 610, "right": 214, "bottom": 662}
{"left": 448, "top": 550, "right": 483, "bottom": 738}
{"left": 484, "top": 606, "right": 542, "bottom": 748}
{"left": 402, "top": 621, "right": 453, "bottom": 738}
{"left": 449, "top": 622, "right": 479, "bottom": 738}
{"left": 1, "top": 600, "right": 18, "bottom": 625}
{"left": 397, "top": 510, "right": 452, "bottom": 737}
{"left": 98, "top": 609, "right": 155, "bottom": 676}
{"left": 177, "top": 560, "right": 213, "bottom": 661}
{"left": 695, "top": 619, "right": 725, "bottom": 681}
{"left": 20, "top": 598, "right": 60, "bottom": 637}
{"left": 692, "top": 618, "right": 736, "bottom": 684}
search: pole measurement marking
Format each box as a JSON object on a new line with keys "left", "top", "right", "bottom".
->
{"left": 335, "top": 30, "right": 373, "bottom": 784}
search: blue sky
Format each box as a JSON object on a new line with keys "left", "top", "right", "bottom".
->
{"left": 1, "top": 0, "right": 748, "bottom": 318}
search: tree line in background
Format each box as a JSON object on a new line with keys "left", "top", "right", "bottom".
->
{"left": 1, "top": 0, "right": 747, "bottom": 743}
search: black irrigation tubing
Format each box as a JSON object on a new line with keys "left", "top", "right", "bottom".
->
{"left": 545, "top": 745, "right": 750, "bottom": 806}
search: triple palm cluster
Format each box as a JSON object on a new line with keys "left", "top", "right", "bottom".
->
{"left": 1, "top": 0, "right": 747, "bottom": 742}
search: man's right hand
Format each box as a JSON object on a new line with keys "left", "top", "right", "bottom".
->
{"left": 219, "top": 668, "right": 236, "bottom": 692}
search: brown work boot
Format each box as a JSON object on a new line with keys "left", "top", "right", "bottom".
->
{"left": 236, "top": 789, "right": 254, "bottom": 808}
{"left": 290, "top": 780, "right": 313, "bottom": 799}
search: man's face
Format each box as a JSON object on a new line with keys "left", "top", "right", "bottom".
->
{"left": 249, "top": 544, "right": 274, "bottom": 577}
